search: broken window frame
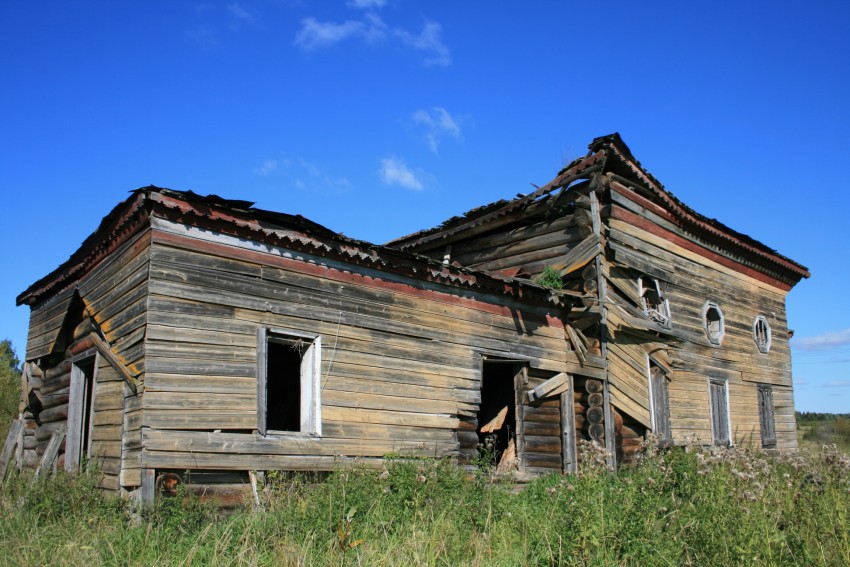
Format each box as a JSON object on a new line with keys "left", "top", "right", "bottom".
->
{"left": 637, "top": 275, "right": 672, "bottom": 327}
{"left": 753, "top": 315, "right": 772, "bottom": 354}
{"left": 646, "top": 356, "right": 672, "bottom": 445}
{"left": 757, "top": 385, "right": 777, "bottom": 448}
{"left": 66, "top": 350, "right": 98, "bottom": 472}
{"left": 702, "top": 301, "right": 725, "bottom": 346}
{"left": 708, "top": 377, "right": 732, "bottom": 447}
{"left": 257, "top": 327, "right": 322, "bottom": 438}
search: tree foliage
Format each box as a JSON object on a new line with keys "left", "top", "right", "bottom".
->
{"left": 0, "top": 339, "right": 22, "bottom": 451}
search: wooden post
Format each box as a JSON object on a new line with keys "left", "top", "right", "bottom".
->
{"left": 140, "top": 468, "right": 155, "bottom": 505}
{"left": 590, "top": 190, "right": 617, "bottom": 470}
{"left": 560, "top": 374, "right": 577, "bottom": 474}
{"left": 35, "top": 426, "right": 66, "bottom": 480}
{"left": 0, "top": 420, "right": 23, "bottom": 485}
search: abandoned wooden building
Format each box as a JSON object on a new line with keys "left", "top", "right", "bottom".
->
{"left": 9, "top": 133, "right": 809, "bottom": 500}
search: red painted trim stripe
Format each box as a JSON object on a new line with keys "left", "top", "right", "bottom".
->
{"left": 609, "top": 206, "right": 792, "bottom": 292}
{"left": 152, "top": 228, "right": 565, "bottom": 330}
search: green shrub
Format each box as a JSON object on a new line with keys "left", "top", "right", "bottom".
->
{"left": 534, "top": 266, "right": 564, "bottom": 289}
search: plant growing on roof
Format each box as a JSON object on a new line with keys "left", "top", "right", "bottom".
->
{"left": 534, "top": 266, "right": 564, "bottom": 290}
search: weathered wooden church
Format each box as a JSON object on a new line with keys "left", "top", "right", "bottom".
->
{"left": 8, "top": 133, "right": 809, "bottom": 501}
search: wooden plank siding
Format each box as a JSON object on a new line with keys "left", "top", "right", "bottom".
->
{"left": 24, "top": 230, "right": 150, "bottom": 491}
{"left": 605, "top": 194, "right": 797, "bottom": 450}
{"left": 141, "top": 219, "right": 571, "bottom": 474}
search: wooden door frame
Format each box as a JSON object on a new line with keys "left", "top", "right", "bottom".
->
{"left": 66, "top": 349, "right": 99, "bottom": 471}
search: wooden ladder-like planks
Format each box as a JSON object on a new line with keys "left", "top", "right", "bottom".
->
{"left": 0, "top": 419, "right": 24, "bottom": 486}
{"left": 35, "top": 426, "right": 66, "bottom": 480}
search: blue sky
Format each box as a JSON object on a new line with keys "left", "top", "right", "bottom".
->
{"left": 1, "top": 1, "right": 849, "bottom": 412}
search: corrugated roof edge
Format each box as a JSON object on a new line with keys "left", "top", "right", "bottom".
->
{"left": 17, "top": 186, "right": 580, "bottom": 309}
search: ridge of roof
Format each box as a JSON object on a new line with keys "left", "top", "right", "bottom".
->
{"left": 387, "top": 133, "right": 809, "bottom": 282}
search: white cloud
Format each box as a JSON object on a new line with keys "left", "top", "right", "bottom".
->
{"left": 294, "top": 15, "right": 449, "bottom": 66}
{"left": 823, "top": 380, "right": 850, "bottom": 388}
{"left": 348, "top": 0, "right": 386, "bottom": 9}
{"left": 394, "top": 21, "right": 450, "bottom": 67}
{"left": 380, "top": 156, "right": 423, "bottom": 191}
{"left": 794, "top": 328, "right": 850, "bottom": 351}
{"left": 253, "top": 159, "right": 278, "bottom": 176}
{"left": 227, "top": 3, "right": 256, "bottom": 26}
{"left": 253, "top": 155, "right": 352, "bottom": 192}
{"left": 295, "top": 18, "right": 366, "bottom": 50}
{"left": 412, "top": 106, "right": 462, "bottom": 154}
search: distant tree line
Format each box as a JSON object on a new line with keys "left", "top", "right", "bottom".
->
{"left": 796, "top": 411, "right": 850, "bottom": 423}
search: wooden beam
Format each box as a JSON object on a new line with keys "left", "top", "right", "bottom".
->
{"left": 590, "top": 190, "right": 617, "bottom": 470}
{"left": 552, "top": 233, "right": 602, "bottom": 277}
{"left": 88, "top": 333, "right": 138, "bottom": 394}
{"left": 0, "top": 420, "right": 23, "bottom": 485}
{"left": 527, "top": 372, "right": 568, "bottom": 403}
{"left": 35, "top": 426, "right": 66, "bottom": 481}
{"left": 140, "top": 468, "right": 155, "bottom": 505}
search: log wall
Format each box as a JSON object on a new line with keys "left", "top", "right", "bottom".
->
{"left": 23, "top": 231, "right": 149, "bottom": 490}
{"left": 605, "top": 185, "right": 797, "bottom": 451}
{"left": 140, "top": 218, "right": 570, "bottom": 474}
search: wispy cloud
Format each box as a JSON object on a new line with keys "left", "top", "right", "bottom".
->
{"left": 794, "top": 328, "right": 850, "bottom": 351}
{"left": 253, "top": 155, "right": 352, "bottom": 193}
{"left": 186, "top": 2, "right": 258, "bottom": 48}
{"left": 380, "top": 156, "right": 423, "bottom": 191}
{"left": 823, "top": 380, "right": 850, "bottom": 388}
{"left": 412, "top": 107, "right": 462, "bottom": 154}
{"left": 294, "top": 17, "right": 382, "bottom": 50}
{"left": 348, "top": 0, "right": 386, "bottom": 8}
{"left": 394, "top": 21, "right": 450, "bottom": 67}
{"left": 227, "top": 3, "right": 257, "bottom": 27}
{"left": 253, "top": 159, "right": 278, "bottom": 176}
{"left": 294, "top": 14, "right": 450, "bottom": 66}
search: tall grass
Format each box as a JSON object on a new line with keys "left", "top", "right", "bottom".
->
{"left": 1, "top": 442, "right": 848, "bottom": 565}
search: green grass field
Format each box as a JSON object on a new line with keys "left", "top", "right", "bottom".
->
{"left": 1, "top": 440, "right": 848, "bottom": 566}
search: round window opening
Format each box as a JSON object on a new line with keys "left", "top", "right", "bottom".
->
{"left": 703, "top": 302, "right": 725, "bottom": 345}
{"left": 753, "top": 315, "right": 772, "bottom": 353}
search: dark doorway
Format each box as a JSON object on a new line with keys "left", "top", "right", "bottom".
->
{"left": 266, "top": 339, "right": 303, "bottom": 432}
{"left": 79, "top": 361, "right": 95, "bottom": 463}
{"left": 477, "top": 362, "right": 520, "bottom": 466}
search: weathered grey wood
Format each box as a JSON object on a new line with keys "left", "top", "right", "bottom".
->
{"left": 0, "top": 420, "right": 23, "bottom": 484}
{"left": 514, "top": 365, "right": 528, "bottom": 472}
{"left": 709, "top": 379, "right": 730, "bottom": 446}
{"left": 35, "top": 426, "right": 66, "bottom": 480}
{"left": 89, "top": 333, "right": 138, "bottom": 394}
{"left": 758, "top": 385, "right": 776, "bottom": 448}
{"left": 140, "top": 468, "right": 155, "bottom": 505}
{"left": 527, "top": 372, "right": 567, "bottom": 403}
{"left": 561, "top": 376, "right": 577, "bottom": 473}
{"left": 649, "top": 364, "right": 671, "bottom": 442}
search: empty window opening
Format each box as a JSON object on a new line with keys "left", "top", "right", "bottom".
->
{"left": 648, "top": 360, "right": 672, "bottom": 445}
{"left": 709, "top": 378, "right": 731, "bottom": 447}
{"left": 258, "top": 329, "right": 321, "bottom": 436}
{"left": 477, "top": 362, "right": 520, "bottom": 467}
{"left": 638, "top": 276, "right": 671, "bottom": 327}
{"left": 758, "top": 385, "right": 776, "bottom": 448}
{"left": 753, "top": 315, "right": 772, "bottom": 353}
{"left": 703, "top": 302, "right": 725, "bottom": 345}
